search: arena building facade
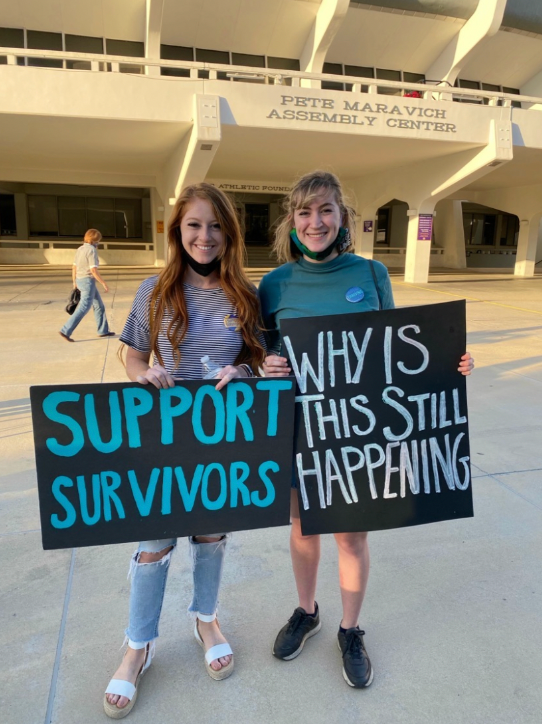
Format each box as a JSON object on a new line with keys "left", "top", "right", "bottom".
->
{"left": 1, "top": 0, "right": 542, "bottom": 282}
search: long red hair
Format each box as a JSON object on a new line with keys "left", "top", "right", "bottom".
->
{"left": 149, "top": 183, "right": 265, "bottom": 371}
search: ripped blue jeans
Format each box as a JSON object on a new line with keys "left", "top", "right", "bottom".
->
{"left": 126, "top": 535, "right": 228, "bottom": 645}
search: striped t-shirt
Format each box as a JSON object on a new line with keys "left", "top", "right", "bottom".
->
{"left": 120, "top": 276, "right": 251, "bottom": 380}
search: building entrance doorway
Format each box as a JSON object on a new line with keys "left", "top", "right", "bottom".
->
{"left": 225, "top": 191, "right": 285, "bottom": 272}
{"left": 244, "top": 203, "right": 269, "bottom": 243}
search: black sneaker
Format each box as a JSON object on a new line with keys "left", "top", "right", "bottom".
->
{"left": 337, "top": 627, "right": 374, "bottom": 688}
{"left": 273, "top": 604, "right": 321, "bottom": 660}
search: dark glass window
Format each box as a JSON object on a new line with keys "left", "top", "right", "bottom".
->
{"left": 267, "top": 57, "right": 300, "bottom": 71}
{"left": 160, "top": 44, "right": 192, "bottom": 76}
{"left": 376, "top": 208, "right": 390, "bottom": 245}
{"left": 323, "top": 62, "right": 342, "bottom": 74}
{"left": 65, "top": 35, "right": 104, "bottom": 70}
{"left": 455, "top": 78, "right": 482, "bottom": 104}
{"left": 106, "top": 39, "right": 144, "bottom": 57}
{"left": 0, "top": 27, "right": 24, "bottom": 47}
{"left": 114, "top": 198, "right": 142, "bottom": 238}
{"left": 500, "top": 215, "right": 519, "bottom": 246}
{"left": 27, "top": 30, "right": 62, "bottom": 50}
{"left": 376, "top": 68, "right": 401, "bottom": 95}
{"left": 195, "top": 48, "right": 229, "bottom": 64}
{"left": 232, "top": 53, "right": 265, "bottom": 68}
{"left": 344, "top": 66, "right": 373, "bottom": 92}
{"left": 503, "top": 87, "right": 521, "bottom": 109}
{"left": 322, "top": 62, "right": 344, "bottom": 91}
{"left": 403, "top": 72, "right": 425, "bottom": 83}
{"left": 458, "top": 79, "right": 480, "bottom": 89}
{"left": 463, "top": 213, "right": 496, "bottom": 245}
{"left": 65, "top": 34, "right": 103, "bottom": 54}
{"left": 87, "top": 198, "right": 116, "bottom": 237}
{"left": 0, "top": 28, "right": 25, "bottom": 64}
{"left": 161, "top": 67, "right": 191, "bottom": 77}
{"left": 345, "top": 65, "right": 374, "bottom": 78}
{"left": 481, "top": 82, "right": 500, "bottom": 105}
{"left": 161, "top": 44, "right": 193, "bottom": 59}
{"left": 28, "top": 195, "right": 143, "bottom": 238}
{"left": 27, "top": 30, "right": 63, "bottom": 68}
{"left": 0, "top": 194, "right": 17, "bottom": 236}
{"left": 58, "top": 197, "right": 87, "bottom": 237}
{"left": 29, "top": 196, "right": 59, "bottom": 236}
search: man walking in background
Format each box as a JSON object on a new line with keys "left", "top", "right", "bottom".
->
{"left": 59, "top": 228, "right": 115, "bottom": 342}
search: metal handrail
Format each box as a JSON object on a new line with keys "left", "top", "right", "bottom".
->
{"left": 1, "top": 46, "right": 541, "bottom": 106}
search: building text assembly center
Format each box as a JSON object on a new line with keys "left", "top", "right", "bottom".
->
{"left": 2, "top": 0, "right": 542, "bottom": 283}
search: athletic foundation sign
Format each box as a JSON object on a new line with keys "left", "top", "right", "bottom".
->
{"left": 280, "top": 301, "right": 473, "bottom": 535}
{"left": 31, "top": 378, "right": 296, "bottom": 550}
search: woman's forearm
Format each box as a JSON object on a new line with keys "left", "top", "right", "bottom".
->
{"left": 126, "top": 355, "right": 151, "bottom": 382}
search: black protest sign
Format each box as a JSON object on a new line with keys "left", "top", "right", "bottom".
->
{"left": 30, "top": 378, "right": 296, "bottom": 550}
{"left": 280, "top": 300, "right": 472, "bottom": 535}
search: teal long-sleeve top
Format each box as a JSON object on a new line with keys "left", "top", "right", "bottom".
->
{"left": 258, "top": 253, "right": 395, "bottom": 355}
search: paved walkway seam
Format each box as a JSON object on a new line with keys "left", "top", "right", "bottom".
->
{"left": 44, "top": 548, "right": 76, "bottom": 724}
{"left": 489, "top": 475, "right": 542, "bottom": 513}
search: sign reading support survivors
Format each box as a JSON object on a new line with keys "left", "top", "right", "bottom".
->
{"left": 280, "top": 301, "right": 472, "bottom": 535}
{"left": 30, "top": 379, "right": 296, "bottom": 550}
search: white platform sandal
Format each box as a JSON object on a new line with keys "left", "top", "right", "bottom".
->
{"left": 194, "top": 614, "right": 234, "bottom": 681}
{"left": 103, "top": 640, "right": 154, "bottom": 719}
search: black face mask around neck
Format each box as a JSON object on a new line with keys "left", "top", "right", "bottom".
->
{"left": 182, "top": 249, "right": 221, "bottom": 277}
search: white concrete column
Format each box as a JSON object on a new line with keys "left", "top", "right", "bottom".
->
{"left": 299, "top": 0, "right": 349, "bottom": 88}
{"left": 145, "top": 0, "right": 164, "bottom": 77}
{"left": 174, "top": 95, "right": 221, "bottom": 196}
{"left": 514, "top": 214, "right": 542, "bottom": 277}
{"left": 425, "top": 0, "right": 506, "bottom": 85}
{"left": 151, "top": 187, "right": 167, "bottom": 266}
{"left": 434, "top": 200, "right": 467, "bottom": 269}
{"left": 404, "top": 207, "right": 435, "bottom": 284}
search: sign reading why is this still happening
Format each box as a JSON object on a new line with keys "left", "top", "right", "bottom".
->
{"left": 280, "top": 301, "right": 473, "bottom": 536}
{"left": 30, "top": 379, "right": 296, "bottom": 550}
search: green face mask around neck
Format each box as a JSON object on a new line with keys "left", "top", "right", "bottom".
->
{"left": 290, "top": 227, "right": 350, "bottom": 261}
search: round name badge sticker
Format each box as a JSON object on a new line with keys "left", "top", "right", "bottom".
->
{"left": 224, "top": 314, "right": 241, "bottom": 332}
{"left": 345, "top": 287, "right": 365, "bottom": 303}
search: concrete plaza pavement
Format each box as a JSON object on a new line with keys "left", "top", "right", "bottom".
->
{"left": 1, "top": 265, "right": 541, "bottom": 724}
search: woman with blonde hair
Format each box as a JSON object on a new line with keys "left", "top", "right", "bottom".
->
{"left": 258, "top": 170, "right": 474, "bottom": 689}
{"left": 104, "top": 183, "right": 265, "bottom": 718}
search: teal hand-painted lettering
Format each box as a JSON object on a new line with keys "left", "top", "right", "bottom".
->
{"left": 43, "top": 391, "right": 84, "bottom": 457}
{"left": 193, "top": 386, "right": 225, "bottom": 444}
{"left": 100, "top": 471, "right": 125, "bottom": 521}
{"left": 77, "top": 474, "right": 101, "bottom": 525}
{"left": 84, "top": 391, "right": 123, "bottom": 453}
{"left": 226, "top": 383, "right": 254, "bottom": 442}
{"left": 229, "top": 461, "right": 251, "bottom": 507}
{"left": 175, "top": 464, "right": 204, "bottom": 512}
{"left": 201, "top": 463, "right": 227, "bottom": 510}
{"left": 252, "top": 461, "right": 278, "bottom": 507}
{"left": 160, "top": 387, "right": 192, "bottom": 445}
{"left": 161, "top": 466, "right": 172, "bottom": 515}
{"left": 50, "top": 475, "right": 77, "bottom": 528}
{"left": 256, "top": 380, "right": 293, "bottom": 437}
{"left": 128, "top": 468, "right": 160, "bottom": 517}
{"left": 123, "top": 387, "right": 153, "bottom": 448}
